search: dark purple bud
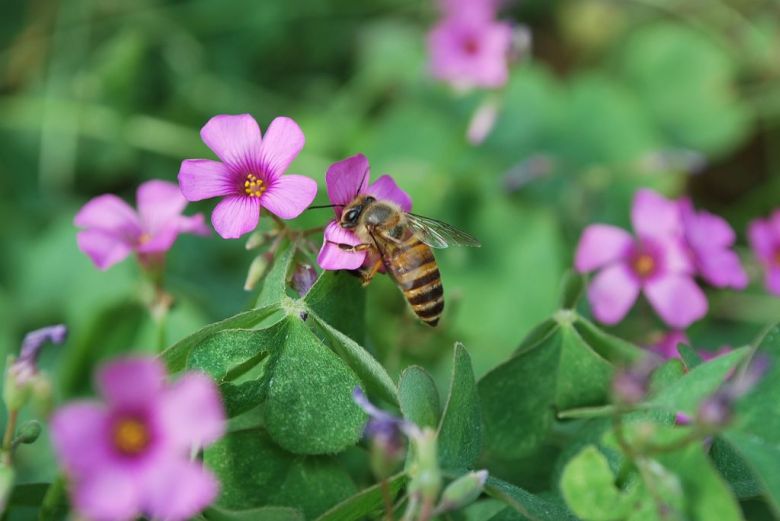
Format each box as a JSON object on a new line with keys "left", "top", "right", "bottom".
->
{"left": 353, "top": 388, "right": 409, "bottom": 479}
{"left": 19, "top": 325, "right": 67, "bottom": 367}
{"left": 612, "top": 357, "right": 659, "bottom": 405}
{"left": 291, "top": 263, "right": 318, "bottom": 297}
{"left": 674, "top": 412, "right": 692, "bottom": 426}
{"left": 696, "top": 355, "right": 770, "bottom": 428}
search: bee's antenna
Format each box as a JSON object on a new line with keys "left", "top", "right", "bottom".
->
{"left": 355, "top": 164, "right": 370, "bottom": 199}
{"left": 307, "top": 204, "right": 343, "bottom": 210}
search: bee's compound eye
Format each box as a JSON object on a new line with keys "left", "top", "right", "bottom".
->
{"left": 345, "top": 209, "right": 359, "bottom": 222}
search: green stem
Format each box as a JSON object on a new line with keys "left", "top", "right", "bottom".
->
{"left": 1, "top": 410, "right": 18, "bottom": 466}
{"left": 38, "top": 475, "right": 66, "bottom": 521}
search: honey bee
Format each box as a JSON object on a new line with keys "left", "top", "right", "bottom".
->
{"left": 332, "top": 195, "right": 480, "bottom": 326}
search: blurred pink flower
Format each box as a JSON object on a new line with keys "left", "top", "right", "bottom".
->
{"left": 679, "top": 198, "right": 747, "bottom": 289}
{"left": 438, "top": 0, "right": 500, "bottom": 21}
{"left": 51, "top": 357, "right": 225, "bottom": 521}
{"left": 75, "top": 180, "right": 209, "bottom": 270}
{"left": 317, "top": 154, "right": 411, "bottom": 270}
{"left": 748, "top": 210, "right": 780, "bottom": 295}
{"left": 178, "top": 114, "right": 318, "bottom": 239}
{"left": 428, "top": 16, "right": 513, "bottom": 90}
{"left": 575, "top": 189, "right": 707, "bottom": 328}
{"left": 648, "top": 330, "right": 731, "bottom": 361}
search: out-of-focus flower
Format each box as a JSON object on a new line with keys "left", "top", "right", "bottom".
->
{"left": 438, "top": 0, "right": 500, "bottom": 21}
{"left": 503, "top": 154, "right": 555, "bottom": 191}
{"left": 4, "top": 325, "right": 67, "bottom": 412}
{"left": 435, "top": 470, "right": 488, "bottom": 514}
{"left": 353, "top": 388, "right": 410, "bottom": 479}
{"left": 428, "top": 16, "right": 513, "bottom": 90}
{"left": 291, "top": 262, "right": 318, "bottom": 297}
{"left": 75, "top": 181, "right": 208, "bottom": 270}
{"left": 612, "top": 356, "right": 660, "bottom": 405}
{"left": 696, "top": 355, "right": 769, "bottom": 428}
{"left": 317, "top": 154, "right": 411, "bottom": 270}
{"left": 679, "top": 199, "right": 747, "bottom": 290}
{"left": 466, "top": 98, "right": 499, "bottom": 145}
{"left": 51, "top": 357, "right": 225, "bottom": 521}
{"left": 575, "top": 189, "right": 707, "bottom": 328}
{"left": 648, "top": 331, "right": 731, "bottom": 362}
{"left": 748, "top": 210, "right": 780, "bottom": 295}
{"left": 178, "top": 114, "right": 318, "bottom": 239}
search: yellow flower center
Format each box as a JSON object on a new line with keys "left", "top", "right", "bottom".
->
{"left": 244, "top": 174, "right": 267, "bottom": 197}
{"left": 113, "top": 418, "right": 150, "bottom": 455}
{"left": 138, "top": 233, "right": 152, "bottom": 245}
{"left": 774, "top": 249, "right": 780, "bottom": 266}
{"left": 632, "top": 253, "right": 655, "bottom": 278}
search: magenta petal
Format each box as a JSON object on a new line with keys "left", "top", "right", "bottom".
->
{"left": 77, "top": 229, "right": 135, "bottom": 270}
{"left": 587, "top": 264, "right": 640, "bottom": 325}
{"left": 748, "top": 218, "right": 776, "bottom": 262}
{"left": 160, "top": 373, "right": 225, "bottom": 450}
{"left": 698, "top": 250, "right": 748, "bottom": 289}
{"left": 137, "top": 226, "right": 179, "bottom": 254}
{"left": 211, "top": 195, "right": 261, "bottom": 239}
{"left": 318, "top": 221, "right": 366, "bottom": 270}
{"left": 650, "top": 330, "right": 690, "bottom": 360}
{"left": 51, "top": 402, "right": 112, "bottom": 475}
{"left": 258, "top": 116, "right": 305, "bottom": 178}
{"left": 631, "top": 189, "right": 682, "bottom": 240}
{"left": 75, "top": 194, "right": 141, "bottom": 231}
{"left": 326, "top": 154, "right": 370, "bottom": 209}
{"left": 644, "top": 274, "right": 708, "bottom": 329}
{"left": 75, "top": 470, "right": 142, "bottom": 521}
{"left": 199, "top": 114, "right": 263, "bottom": 170}
{"left": 262, "top": 174, "right": 318, "bottom": 219}
{"left": 177, "top": 214, "right": 210, "bottom": 236}
{"left": 144, "top": 460, "right": 218, "bottom": 521}
{"left": 97, "top": 357, "right": 165, "bottom": 408}
{"left": 136, "top": 180, "right": 187, "bottom": 234}
{"left": 178, "top": 159, "right": 238, "bottom": 202}
{"left": 367, "top": 175, "right": 412, "bottom": 212}
{"left": 574, "top": 224, "right": 633, "bottom": 273}
{"left": 657, "top": 236, "right": 693, "bottom": 274}
{"left": 767, "top": 267, "right": 780, "bottom": 296}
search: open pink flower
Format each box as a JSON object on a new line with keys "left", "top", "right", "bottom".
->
{"left": 748, "top": 210, "right": 780, "bottom": 295}
{"left": 679, "top": 198, "right": 747, "bottom": 289}
{"left": 575, "top": 189, "right": 707, "bottom": 328}
{"left": 178, "top": 114, "right": 318, "bottom": 239}
{"left": 75, "top": 180, "right": 209, "bottom": 270}
{"left": 648, "top": 330, "right": 731, "bottom": 361}
{"left": 317, "top": 154, "right": 411, "bottom": 270}
{"left": 428, "top": 16, "right": 513, "bottom": 90}
{"left": 51, "top": 357, "right": 225, "bottom": 521}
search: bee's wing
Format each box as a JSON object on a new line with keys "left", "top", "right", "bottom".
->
{"left": 405, "top": 213, "right": 481, "bottom": 249}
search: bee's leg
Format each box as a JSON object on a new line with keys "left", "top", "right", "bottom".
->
{"left": 326, "top": 241, "right": 372, "bottom": 253}
{"left": 357, "top": 258, "right": 384, "bottom": 287}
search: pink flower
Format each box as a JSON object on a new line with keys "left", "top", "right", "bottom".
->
{"left": 316, "top": 154, "right": 411, "bottom": 270}
{"left": 428, "top": 15, "right": 513, "bottom": 90}
{"left": 178, "top": 114, "right": 318, "bottom": 239}
{"left": 748, "top": 210, "right": 780, "bottom": 295}
{"left": 679, "top": 198, "right": 747, "bottom": 289}
{"left": 75, "top": 180, "right": 209, "bottom": 270}
{"left": 51, "top": 357, "right": 225, "bottom": 521}
{"left": 575, "top": 189, "right": 707, "bottom": 328}
{"left": 648, "top": 330, "right": 731, "bottom": 361}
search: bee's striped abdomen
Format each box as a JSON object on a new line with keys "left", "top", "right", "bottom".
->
{"left": 387, "top": 236, "right": 444, "bottom": 327}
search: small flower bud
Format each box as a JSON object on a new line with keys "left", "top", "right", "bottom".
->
{"left": 435, "top": 470, "right": 489, "bottom": 514}
{"left": 244, "top": 253, "right": 271, "bottom": 291}
{"left": 4, "top": 324, "right": 67, "bottom": 412}
{"left": 612, "top": 357, "right": 659, "bottom": 406}
{"left": 13, "top": 420, "right": 42, "bottom": 446}
{"left": 291, "top": 262, "right": 318, "bottom": 297}
{"left": 408, "top": 428, "right": 442, "bottom": 505}
{"left": 244, "top": 230, "right": 267, "bottom": 250}
{"left": 352, "top": 388, "right": 409, "bottom": 480}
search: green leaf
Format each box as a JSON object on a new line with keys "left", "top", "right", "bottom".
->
{"left": 558, "top": 270, "right": 585, "bottom": 310}
{"left": 205, "top": 428, "right": 356, "bottom": 518}
{"left": 515, "top": 318, "right": 559, "bottom": 355}
{"left": 8, "top": 483, "right": 50, "bottom": 506}
{"left": 560, "top": 446, "right": 639, "bottom": 520}
{"left": 310, "top": 311, "right": 398, "bottom": 406}
{"left": 205, "top": 505, "right": 305, "bottom": 521}
{"left": 710, "top": 437, "right": 762, "bottom": 499}
{"left": 305, "top": 270, "right": 366, "bottom": 343}
{"left": 484, "top": 476, "right": 577, "bottom": 521}
{"left": 265, "top": 317, "right": 366, "bottom": 454}
{"left": 256, "top": 241, "right": 295, "bottom": 308}
{"left": 160, "top": 304, "right": 281, "bottom": 372}
{"left": 572, "top": 316, "right": 643, "bottom": 364}
{"left": 677, "top": 344, "right": 703, "bottom": 370}
{"left": 438, "top": 343, "right": 482, "bottom": 469}
{"left": 722, "top": 431, "right": 780, "bottom": 515}
{"left": 316, "top": 473, "right": 406, "bottom": 521}
{"left": 399, "top": 365, "right": 440, "bottom": 428}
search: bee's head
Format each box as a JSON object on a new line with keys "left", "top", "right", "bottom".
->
{"left": 340, "top": 195, "right": 376, "bottom": 229}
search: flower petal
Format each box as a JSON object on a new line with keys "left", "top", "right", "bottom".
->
{"left": 262, "top": 174, "right": 318, "bottom": 219}
{"left": 650, "top": 331, "right": 690, "bottom": 360}
{"left": 199, "top": 114, "right": 263, "bottom": 170}
{"left": 326, "top": 154, "right": 370, "bottom": 209}
{"left": 177, "top": 214, "right": 210, "bottom": 236}
{"left": 318, "top": 221, "right": 366, "bottom": 270}
{"left": 631, "top": 189, "right": 682, "bottom": 240}
{"left": 77, "top": 229, "right": 135, "bottom": 270}
{"left": 144, "top": 460, "right": 219, "bottom": 521}
{"left": 681, "top": 200, "right": 735, "bottom": 248}
{"left": 178, "top": 159, "right": 238, "bottom": 202}
{"left": 136, "top": 180, "right": 187, "bottom": 235}
{"left": 587, "top": 263, "right": 640, "bottom": 325}
{"left": 748, "top": 217, "right": 776, "bottom": 263}
{"left": 97, "top": 357, "right": 165, "bottom": 409}
{"left": 644, "top": 274, "right": 708, "bottom": 329}
{"left": 574, "top": 224, "right": 633, "bottom": 273}
{"left": 211, "top": 195, "right": 261, "bottom": 239}
{"left": 766, "top": 267, "right": 780, "bottom": 296}
{"left": 160, "top": 373, "right": 225, "bottom": 450}
{"left": 258, "top": 116, "right": 305, "bottom": 178}
{"left": 74, "top": 470, "right": 142, "bottom": 521}
{"left": 74, "top": 194, "right": 142, "bottom": 235}
{"left": 51, "top": 402, "right": 112, "bottom": 475}
{"left": 367, "top": 175, "right": 412, "bottom": 212}
{"left": 697, "top": 249, "right": 748, "bottom": 289}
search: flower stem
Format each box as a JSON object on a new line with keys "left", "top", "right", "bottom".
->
{"left": 380, "top": 478, "right": 393, "bottom": 521}
{"left": 1, "top": 410, "right": 18, "bottom": 466}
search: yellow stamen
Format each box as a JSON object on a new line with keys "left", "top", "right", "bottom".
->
{"left": 138, "top": 233, "right": 152, "bottom": 245}
{"left": 633, "top": 253, "right": 655, "bottom": 278}
{"left": 113, "top": 418, "right": 150, "bottom": 455}
{"left": 244, "top": 174, "right": 266, "bottom": 197}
